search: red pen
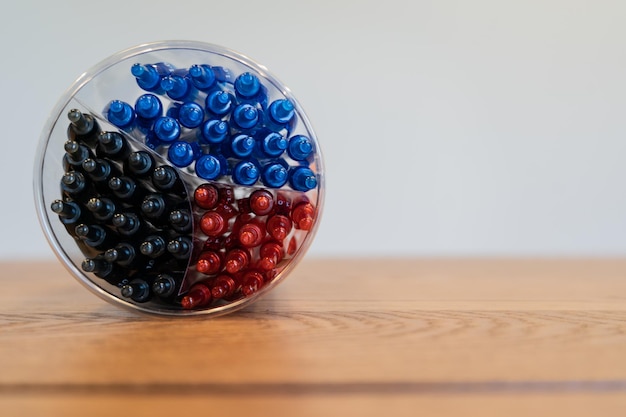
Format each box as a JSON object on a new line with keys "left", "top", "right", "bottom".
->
{"left": 224, "top": 248, "right": 251, "bottom": 274}
{"left": 266, "top": 214, "right": 292, "bottom": 241}
{"left": 196, "top": 250, "right": 222, "bottom": 275}
{"left": 211, "top": 274, "right": 237, "bottom": 300}
{"left": 194, "top": 183, "right": 219, "bottom": 209}
{"left": 238, "top": 219, "right": 266, "bottom": 248}
{"left": 287, "top": 236, "right": 298, "bottom": 256}
{"left": 274, "top": 192, "right": 292, "bottom": 215}
{"left": 257, "top": 241, "right": 284, "bottom": 271}
{"left": 291, "top": 201, "right": 315, "bottom": 231}
{"left": 200, "top": 211, "right": 228, "bottom": 236}
{"left": 249, "top": 189, "right": 274, "bottom": 216}
{"left": 241, "top": 270, "right": 265, "bottom": 297}
{"left": 181, "top": 282, "right": 213, "bottom": 309}
{"left": 218, "top": 186, "right": 235, "bottom": 204}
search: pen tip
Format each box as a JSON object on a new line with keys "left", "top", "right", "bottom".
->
{"left": 50, "top": 200, "right": 63, "bottom": 214}
{"left": 67, "top": 109, "right": 82, "bottom": 123}
{"left": 120, "top": 284, "right": 134, "bottom": 298}
{"left": 64, "top": 140, "right": 79, "bottom": 154}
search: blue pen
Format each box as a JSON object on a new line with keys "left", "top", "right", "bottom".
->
{"left": 134, "top": 94, "right": 163, "bottom": 128}
{"left": 287, "top": 135, "right": 314, "bottom": 161}
{"left": 261, "top": 161, "right": 289, "bottom": 188}
{"left": 131, "top": 63, "right": 171, "bottom": 92}
{"left": 234, "top": 72, "right": 268, "bottom": 108}
{"left": 267, "top": 99, "right": 295, "bottom": 132}
{"left": 189, "top": 64, "right": 217, "bottom": 91}
{"left": 153, "top": 117, "right": 181, "bottom": 143}
{"left": 234, "top": 72, "right": 260, "bottom": 97}
{"left": 178, "top": 102, "right": 205, "bottom": 128}
{"left": 107, "top": 100, "right": 135, "bottom": 129}
{"left": 226, "top": 134, "right": 255, "bottom": 159}
{"left": 205, "top": 90, "right": 234, "bottom": 117}
{"left": 201, "top": 119, "right": 229, "bottom": 144}
{"left": 167, "top": 140, "right": 200, "bottom": 168}
{"left": 232, "top": 104, "right": 260, "bottom": 130}
{"left": 258, "top": 131, "right": 288, "bottom": 158}
{"left": 195, "top": 154, "right": 225, "bottom": 180}
{"left": 289, "top": 166, "right": 317, "bottom": 192}
{"left": 165, "top": 103, "right": 180, "bottom": 120}
{"left": 144, "top": 131, "right": 161, "bottom": 150}
{"left": 232, "top": 160, "right": 260, "bottom": 186}
{"left": 212, "top": 66, "right": 233, "bottom": 83}
{"left": 161, "top": 71, "right": 194, "bottom": 101}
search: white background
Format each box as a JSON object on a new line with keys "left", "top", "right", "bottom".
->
{"left": 1, "top": 0, "right": 626, "bottom": 259}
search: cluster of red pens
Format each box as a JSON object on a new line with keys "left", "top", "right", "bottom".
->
{"left": 179, "top": 183, "right": 316, "bottom": 309}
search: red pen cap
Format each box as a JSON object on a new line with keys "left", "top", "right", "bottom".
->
{"left": 200, "top": 211, "right": 227, "bottom": 236}
{"left": 241, "top": 270, "right": 265, "bottom": 297}
{"left": 224, "top": 248, "right": 250, "bottom": 274}
{"left": 181, "top": 282, "right": 213, "bottom": 309}
{"left": 258, "top": 241, "right": 284, "bottom": 271}
{"left": 266, "top": 214, "right": 292, "bottom": 241}
{"left": 249, "top": 189, "right": 274, "bottom": 216}
{"left": 223, "top": 213, "right": 252, "bottom": 249}
{"left": 291, "top": 202, "right": 315, "bottom": 230}
{"left": 194, "top": 184, "right": 219, "bottom": 209}
{"left": 212, "top": 274, "right": 237, "bottom": 299}
{"left": 238, "top": 220, "right": 266, "bottom": 248}
{"left": 196, "top": 250, "right": 222, "bottom": 275}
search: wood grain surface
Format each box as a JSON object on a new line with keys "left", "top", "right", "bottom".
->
{"left": 1, "top": 258, "right": 625, "bottom": 416}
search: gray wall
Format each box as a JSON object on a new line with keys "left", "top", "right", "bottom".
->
{"left": 3, "top": 0, "right": 625, "bottom": 258}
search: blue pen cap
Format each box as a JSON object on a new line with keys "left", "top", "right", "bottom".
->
{"left": 131, "top": 63, "right": 162, "bottom": 91}
{"left": 201, "top": 120, "right": 229, "bottom": 144}
{"left": 232, "top": 160, "right": 260, "bottom": 186}
{"left": 262, "top": 162, "right": 289, "bottom": 188}
{"left": 289, "top": 166, "right": 317, "bottom": 192}
{"left": 230, "top": 134, "right": 255, "bottom": 158}
{"left": 107, "top": 100, "right": 135, "bottom": 129}
{"left": 167, "top": 141, "right": 197, "bottom": 167}
{"left": 269, "top": 99, "right": 295, "bottom": 124}
{"left": 261, "top": 132, "right": 288, "bottom": 158}
{"left": 205, "top": 90, "right": 234, "bottom": 116}
{"left": 234, "top": 72, "right": 261, "bottom": 98}
{"left": 189, "top": 64, "right": 216, "bottom": 91}
{"left": 232, "top": 104, "right": 259, "bottom": 130}
{"left": 135, "top": 94, "right": 163, "bottom": 120}
{"left": 195, "top": 154, "right": 223, "bottom": 180}
{"left": 178, "top": 102, "right": 204, "bottom": 128}
{"left": 287, "top": 135, "right": 314, "bottom": 161}
{"left": 161, "top": 74, "right": 192, "bottom": 101}
{"left": 153, "top": 117, "right": 181, "bottom": 143}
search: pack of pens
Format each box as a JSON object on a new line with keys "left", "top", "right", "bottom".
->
{"left": 34, "top": 41, "right": 324, "bottom": 316}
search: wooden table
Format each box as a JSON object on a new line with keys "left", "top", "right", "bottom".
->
{"left": 1, "top": 259, "right": 625, "bottom": 416}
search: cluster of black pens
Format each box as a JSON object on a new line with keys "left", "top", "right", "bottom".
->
{"left": 52, "top": 109, "right": 192, "bottom": 305}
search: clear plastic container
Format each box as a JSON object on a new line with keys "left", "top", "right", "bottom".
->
{"left": 34, "top": 41, "right": 324, "bottom": 316}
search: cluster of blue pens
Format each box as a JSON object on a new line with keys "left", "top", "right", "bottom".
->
{"left": 105, "top": 62, "right": 317, "bottom": 192}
